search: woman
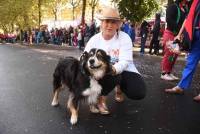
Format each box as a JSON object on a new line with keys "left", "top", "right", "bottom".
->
{"left": 165, "top": 0, "right": 200, "bottom": 102}
{"left": 84, "top": 7, "right": 147, "bottom": 114}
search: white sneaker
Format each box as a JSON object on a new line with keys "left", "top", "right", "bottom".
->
{"left": 161, "top": 74, "right": 174, "bottom": 81}
{"left": 169, "top": 74, "right": 179, "bottom": 80}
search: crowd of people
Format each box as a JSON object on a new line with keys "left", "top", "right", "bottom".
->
{"left": 138, "top": 0, "right": 200, "bottom": 101}
{"left": 17, "top": 22, "right": 98, "bottom": 50}
{"left": 9, "top": 18, "right": 136, "bottom": 51}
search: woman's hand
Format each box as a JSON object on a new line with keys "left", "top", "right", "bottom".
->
{"left": 174, "top": 34, "right": 181, "bottom": 41}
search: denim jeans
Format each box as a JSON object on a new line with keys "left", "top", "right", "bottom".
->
{"left": 178, "top": 29, "right": 200, "bottom": 90}
{"left": 140, "top": 34, "right": 147, "bottom": 54}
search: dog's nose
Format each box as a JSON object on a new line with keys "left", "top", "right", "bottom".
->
{"left": 89, "top": 59, "right": 95, "bottom": 64}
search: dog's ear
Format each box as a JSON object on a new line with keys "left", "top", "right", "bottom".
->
{"left": 105, "top": 64, "right": 114, "bottom": 75}
{"left": 106, "top": 55, "right": 111, "bottom": 63}
{"left": 80, "top": 51, "right": 89, "bottom": 62}
{"left": 79, "top": 51, "right": 89, "bottom": 75}
{"left": 105, "top": 54, "right": 113, "bottom": 75}
{"left": 97, "top": 49, "right": 110, "bottom": 63}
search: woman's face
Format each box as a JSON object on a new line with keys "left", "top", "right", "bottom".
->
{"left": 101, "top": 19, "right": 121, "bottom": 40}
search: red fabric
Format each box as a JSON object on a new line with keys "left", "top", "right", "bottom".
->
{"left": 184, "top": 0, "right": 199, "bottom": 40}
{"left": 161, "top": 29, "right": 178, "bottom": 73}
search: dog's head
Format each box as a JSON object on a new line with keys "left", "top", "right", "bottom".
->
{"left": 86, "top": 48, "right": 111, "bottom": 80}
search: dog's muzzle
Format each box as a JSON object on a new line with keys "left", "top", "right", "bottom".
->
{"left": 88, "top": 59, "right": 102, "bottom": 69}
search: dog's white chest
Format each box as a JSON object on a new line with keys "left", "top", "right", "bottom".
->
{"left": 82, "top": 78, "right": 102, "bottom": 104}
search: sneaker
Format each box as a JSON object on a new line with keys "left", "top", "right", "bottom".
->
{"left": 161, "top": 74, "right": 174, "bottom": 81}
{"left": 169, "top": 74, "right": 179, "bottom": 80}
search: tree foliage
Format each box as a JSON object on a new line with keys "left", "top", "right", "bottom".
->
{"left": 69, "top": 0, "right": 81, "bottom": 20}
{"left": 45, "top": 0, "right": 69, "bottom": 21}
{"left": 88, "top": 0, "right": 99, "bottom": 22}
{"left": 0, "top": 0, "right": 50, "bottom": 33}
{"left": 0, "top": 0, "right": 161, "bottom": 33}
{"left": 0, "top": 0, "right": 34, "bottom": 33}
{"left": 114, "top": 0, "right": 159, "bottom": 23}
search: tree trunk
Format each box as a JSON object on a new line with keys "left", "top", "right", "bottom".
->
{"left": 168, "top": 0, "right": 174, "bottom": 6}
{"left": 73, "top": 7, "right": 75, "bottom": 20}
{"left": 91, "top": 6, "right": 95, "bottom": 22}
{"left": 81, "top": 0, "right": 86, "bottom": 25}
{"left": 38, "top": 0, "right": 41, "bottom": 28}
{"left": 55, "top": 14, "right": 57, "bottom": 21}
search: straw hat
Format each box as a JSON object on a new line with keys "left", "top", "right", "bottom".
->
{"left": 99, "top": 7, "right": 121, "bottom": 21}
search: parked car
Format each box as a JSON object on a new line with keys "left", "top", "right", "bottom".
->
{"left": 0, "top": 33, "right": 16, "bottom": 43}
{"left": 6, "top": 33, "right": 17, "bottom": 43}
{"left": 0, "top": 33, "right": 6, "bottom": 41}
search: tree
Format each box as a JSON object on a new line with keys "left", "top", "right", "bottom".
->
{"left": 88, "top": 0, "right": 99, "bottom": 22}
{"left": 112, "top": 0, "right": 159, "bottom": 23}
{"left": 69, "top": 0, "right": 80, "bottom": 20}
{"left": 0, "top": 0, "right": 37, "bottom": 33}
{"left": 46, "top": 0, "right": 68, "bottom": 21}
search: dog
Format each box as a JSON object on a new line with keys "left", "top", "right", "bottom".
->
{"left": 51, "top": 48, "right": 112, "bottom": 125}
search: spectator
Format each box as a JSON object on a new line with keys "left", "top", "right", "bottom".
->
{"left": 165, "top": 0, "right": 200, "bottom": 102}
{"left": 77, "top": 29, "right": 82, "bottom": 50}
{"left": 140, "top": 20, "right": 150, "bottom": 55}
{"left": 149, "top": 13, "right": 161, "bottom": 55}
{"left": 36, "top": 29, "right": 42, "bottom": 45}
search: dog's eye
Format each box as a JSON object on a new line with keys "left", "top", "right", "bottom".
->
{"left": 97, "top": 51, "right": 102, "bottom": 57}
{"left": 89, "top": 52, "right": 94, "bottom": 57}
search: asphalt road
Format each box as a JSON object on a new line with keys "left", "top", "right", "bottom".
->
{"left": 0, "top": 43, "right": 200, "bottom": 134}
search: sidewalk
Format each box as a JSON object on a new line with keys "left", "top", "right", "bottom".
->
{"left": 2, "top": 42, "right": 188, "bottom": 60}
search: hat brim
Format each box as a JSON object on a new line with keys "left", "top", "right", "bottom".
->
{"left": 99, "top": 17, "right": 121, "bottom": 21}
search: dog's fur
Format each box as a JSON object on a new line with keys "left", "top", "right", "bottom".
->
{"left": 51, "top": 48, "right": 111, "bottom": 125}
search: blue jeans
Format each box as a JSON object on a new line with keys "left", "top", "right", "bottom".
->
{"left": 140, "top": 34, "right": 147, "bottom": 54}
{"left": 36, "top": 38, "right": 40, "bottom": 44}
{"left": 178, "top": 30, "right": 200, "bottom": 90}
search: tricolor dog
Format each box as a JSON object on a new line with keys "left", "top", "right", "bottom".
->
{"left": 51, "top": 48, "right": 111, "bottom": 125}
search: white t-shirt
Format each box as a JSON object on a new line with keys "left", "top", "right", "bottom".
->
{"left": 84, "top": 31, "right": 139, "bottom": 74}
{"left": 77, "top": 32, "right": 82, "bottom": 41}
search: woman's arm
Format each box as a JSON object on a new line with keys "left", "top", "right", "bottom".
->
{"left": 174, "top": 20, "right": 186, "bottom": 41}
{"left": 113, "top": 34, "right": 132, "bottom": 74}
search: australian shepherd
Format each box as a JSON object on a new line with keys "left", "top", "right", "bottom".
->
{"left": 51, "top": 48, "right": 111, "bottom": 125}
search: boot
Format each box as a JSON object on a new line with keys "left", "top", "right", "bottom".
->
{"left": 97, "top": 96, "right": 109, "bottom": 115}
{"left": 115, "top": 85, "right": 124, "bottom": 102}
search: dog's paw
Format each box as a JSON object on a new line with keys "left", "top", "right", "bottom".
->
{"left": 90, "top": 106, "right": 99, "bottom": 113}
{"left": 51, "top": 100, "right": 59, "bottom": 107}
{"left": 70, "top": 116, "right": 78, "bottom": 125}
